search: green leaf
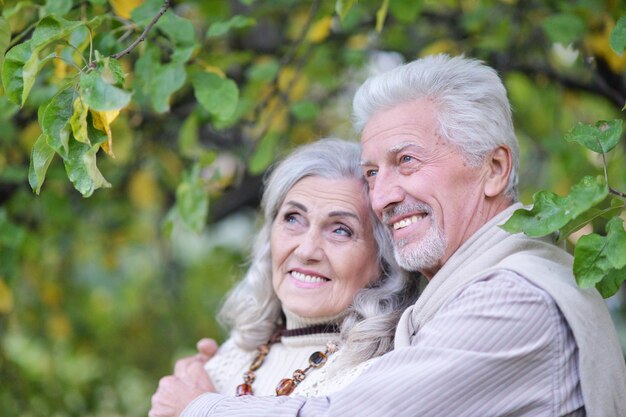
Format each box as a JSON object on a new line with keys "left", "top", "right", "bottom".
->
{"left": 558, "top": 205, "right": 624, "bottom": 242}
{"left": 595, "top": 267, "right": 626, "bottom": 298}
{"left": 20, "top": 50, "right": 40, "bottom": 106}
{"left": 64, "top": 135, "right": 110, "bottom": 197}
{"left": 605, "top": 217, "right": 626, "bottom": 270}
{"left": 31, "top": 15, "right": 84, "bottom": 49}
{"left": 246, "top": 59, "right": 279, "bottom": 82}
{"left": 0, "top": 17, "right": 10, "bottom": 70}
{"left": 0, "top": 209, "right": 25, "bottom": 249}
{"left": 41, "top": 0, "right": 73, "bottom": 18}
{"left": 80, "top": 67, "right": 131, "bottom": 111}
{"left": 565, "top": 119, "right": 623, "bottom": 153}
{"left": 28, "top": 133, "right": 56, "bottom": 194}
{"left": 175, "top": 164, "right": 208, "bottom": 233}
{"left": 192, "top": 72, "right": 239, "bottom": 122}
{"left": 388, "top": 0, "right": 422, "bottom": 24}
{"left": 2, "top": 42, "right": 32, "bottom": 105}
{"left": 574, "top": 219, "right": 626, "bottom": 299}
{"left": 42, "top": 87, "right": 75, "bottom": 158}
{"left": 156, "top": 11, "right": 197, "bottom": 63}
{"left": 501, "top": 176, "right": 608, "bottom": 236}
{"left": 206, "top": 15, "right": 256, "bottom": 38}
{"left": 335, "top": 0, "right": 357, "bottom": 21}
{"left": 376, "top": 0, "right": 390, "bottom": 33}
{"left": 248, "top": 132, "right": 279, "bottom": 175}
{"left": 542, "top": 13, "right": 585, "bottom": 44}
{"left": 610, "top": 15, "right": 626, "bottom": 54}
{"left": 179, "top": 111, "right": 199, "bottom": 158}
{"left": 134, "top": 45, "right": 186, "bottom": 113}
{"left": 574, "top": 232, "right": 609, "bottom": 288}
{"left": 290, "top": 100, "right": 319, "bottom": 121}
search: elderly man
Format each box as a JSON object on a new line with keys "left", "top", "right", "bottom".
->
{"left": 152, "top": 54, "right": 626, "bottom": 416}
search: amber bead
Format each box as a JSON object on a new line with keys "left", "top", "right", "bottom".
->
{"left": 275, "top": 378, "right": 296, "bottom": 396}
{"left": 308, "top": 351, "right": 327, "bottom": 368}
{"left": 250, "top": 353, "right": 265, "bottom": 371}
{"left": 236, "top": 383, "right": 254, "bottom": 396}
{"left": 243, "top": 370, "right": 255, "bottom": 383}
{"left": 293, "top": 369, "right": 306, "bottom": 382}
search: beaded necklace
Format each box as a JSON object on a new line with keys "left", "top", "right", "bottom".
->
{"left": 236, "top": 324, "right": 340, "bottom": 397}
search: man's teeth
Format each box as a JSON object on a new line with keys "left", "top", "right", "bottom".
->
{"left": 393, "top": 215, "right": 421, "bottom": 230}
{"left": 291, "top": 271, "right": 327, "bottom": 283}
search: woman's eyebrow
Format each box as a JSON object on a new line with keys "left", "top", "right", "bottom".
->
{"left": 284, "top": 201, "right": 307, "bottom": 212}
{"left": 328, "top": 210, "right": 360, "bottom": 221}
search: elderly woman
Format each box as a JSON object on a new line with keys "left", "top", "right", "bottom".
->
{"left": 149, "top": 139, "right": 418, "bottom": 415}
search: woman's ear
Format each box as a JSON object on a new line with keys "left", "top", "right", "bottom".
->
{"left": 484, "top": 146, "right": 512, "bottom": 198}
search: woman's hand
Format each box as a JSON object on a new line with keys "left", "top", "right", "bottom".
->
{"left": 148, "top": 338, "right": 219, "bottom": 417}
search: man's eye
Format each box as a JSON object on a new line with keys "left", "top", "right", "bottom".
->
{"left": 365, "top": 169, "right": 378, "bottom": 177}
{"left": 284, "top": 213, "right": 298, "bottom": 223}
{"left": 400, "top": 155, "right": 414, "bottom": 163}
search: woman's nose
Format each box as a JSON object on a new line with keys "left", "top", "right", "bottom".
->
{"left": 293, "top": 230, "right": 323, "bottom": 263}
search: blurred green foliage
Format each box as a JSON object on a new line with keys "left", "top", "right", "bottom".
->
{"left": 0, "top": 0, "right": 625, "bottom": 415}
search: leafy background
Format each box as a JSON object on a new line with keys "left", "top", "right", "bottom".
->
{"left": 0, "top": 0, "right": 625, "bottom": 416}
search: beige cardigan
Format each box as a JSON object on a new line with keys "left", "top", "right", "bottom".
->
{"left": 396, "top": 203, "right": 626, "bottom": 416}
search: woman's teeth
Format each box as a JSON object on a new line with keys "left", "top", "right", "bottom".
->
{"left": 291, "top": 271, "right": 328, "bottom": 283}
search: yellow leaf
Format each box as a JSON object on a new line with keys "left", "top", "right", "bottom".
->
{"left": 70, "top": 97, "right": 90, "bottom": 144}
{"left": 585, "top": 17, "right": 626, "bottom": 73}
{"left": 419, "top": 39, "right": 459, "bottom": 58}
{"left": 90, "top": 109, "right": 120, "bottom": 157}
{"left": 0, "top": 278, "right": 14, "bottom": 315}
{"left": 109, "top": 0, "right": 144, "bottom": 19}
{"left": 19, "top": 120, "right": 41, "bottom": 152}
{"left": 347, "top": 34, "right": 369, "bottom": 50}
{"left": 128, "top": 168, "right": 164, "bottom": 210}
{"left": 278, "top": 67, "right": 308, "bottom": 101}
{"left": 201, "top": 64, "right": 226, "bottom": 78}
{"left": 47, "top": 312, "right": 72, "bottom": 341}
{"left": 376, "top": 0, "right": 390, "bottom": 33}
{"left": 53, "top": 45, "right": 68, "bottom": 82}
{"left": 307, "top": 16, "right": 333, "bottom": 43}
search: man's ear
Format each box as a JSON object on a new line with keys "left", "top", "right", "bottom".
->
{"left": 484, "top": 146, "right": 512, "bottom": 197}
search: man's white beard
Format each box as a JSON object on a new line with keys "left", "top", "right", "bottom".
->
{"left": 393, "top": 220, "right": 446, "bottom": 273}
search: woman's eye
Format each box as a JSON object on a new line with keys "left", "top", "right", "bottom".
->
{"left": 333, "top": 226, "right": 353, "bottom": 237}
{"left": 284, "top": 213, "right": 298, "bottom": 223}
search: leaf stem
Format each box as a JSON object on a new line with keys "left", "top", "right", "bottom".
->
{"left": 110, "top": 0, "right": 171, "bottom": 60}
{"left": 609, "top": 187, "right": 626, "bottom": 200}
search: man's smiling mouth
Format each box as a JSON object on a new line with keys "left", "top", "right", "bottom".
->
{"left": 393, "top": 214, "right": 426, "bottom": 230}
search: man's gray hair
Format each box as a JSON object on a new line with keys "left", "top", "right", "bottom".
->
{"left": 353, "top": 54, "right": 519, "bottom": 200}
{"left": 218, "top": 138, "right": 419, "bottom": 366}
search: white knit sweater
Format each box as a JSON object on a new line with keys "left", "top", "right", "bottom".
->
{"left": 204, "top": 310, "right": 376, "bottom": 397}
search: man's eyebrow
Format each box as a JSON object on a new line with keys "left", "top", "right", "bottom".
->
{"left": 387, "top": 141, "right": 425, "bottom": 155}
{"left": 360, "top": 141, "right": 425, "bottom": 166}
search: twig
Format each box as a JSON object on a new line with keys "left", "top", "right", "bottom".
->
{"left": 110, "top": 0, "right": 171, "bottom": 60}
{"left": 609, "top": 187, "right": 626, "bottom": 199}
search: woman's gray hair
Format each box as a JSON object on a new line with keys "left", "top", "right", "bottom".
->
{"left": 218, "top": 138, "right": 419, "bottom": 365}
{"left": 353, "top": 53, "right": 519, "bottom": 200}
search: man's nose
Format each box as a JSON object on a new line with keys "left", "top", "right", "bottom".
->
{"left": 293, "top": 229, "right": 324, "bottom": 263}
{"left": 369, "top": 169, "right": 404, "bottom": 218}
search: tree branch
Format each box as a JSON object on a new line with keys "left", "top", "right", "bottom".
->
{"left": 110, "top": 0, "right": 171, "bottom": 60}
